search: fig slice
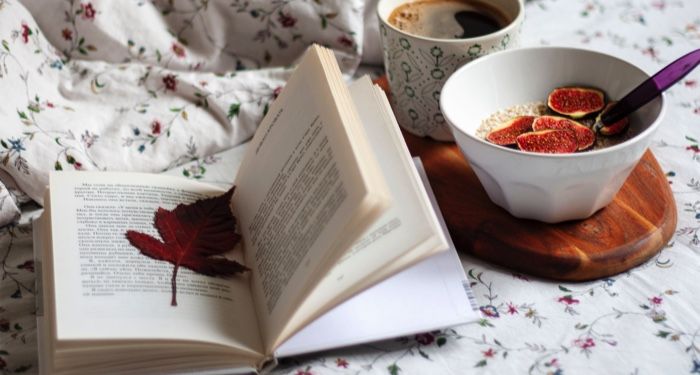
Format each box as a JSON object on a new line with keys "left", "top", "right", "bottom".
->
{"left": 532, "top": 115, "right": 596, "bottom": 151}
{"left": 485, "top": 116, "right": 536, "bottom": 146}
{"left": 547, "top": 87, "right": 605, "bottom": 119}
{"left": 597, "top": 102, "right": 630, "bottom": 136}
{"left": 516, "top": 129, "right": 578, "bottom": 154}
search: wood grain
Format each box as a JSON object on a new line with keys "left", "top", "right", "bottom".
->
{"left": 403, "top": 131, "right": 677, "bottom": 281}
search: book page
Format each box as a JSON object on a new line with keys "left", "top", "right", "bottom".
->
{"left": 276, "top": 159, "right": 481, "bottom": 357}
{"left": 47, "top": 172, "right": 263, "bottom": 358}
{"left": 231, "top": 46, "right": 390, "bottom": 352}
{"left": 278, "top": 78, "right": 450, "bottom": 343}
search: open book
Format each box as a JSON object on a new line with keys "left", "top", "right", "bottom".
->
{"left": 34, "top": 45, "right": 479, "bottom": 374}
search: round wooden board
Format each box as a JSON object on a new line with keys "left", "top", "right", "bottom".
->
{"left": 403, "top": 131, "right": 677, "bottom": 281}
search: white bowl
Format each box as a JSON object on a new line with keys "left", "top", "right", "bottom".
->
{"left": 440, "top": 47, "right": 666, "bottom": 223}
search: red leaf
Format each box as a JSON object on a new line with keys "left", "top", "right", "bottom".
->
{"left": 125, "top": 186, "right": 248, "bottom": 306}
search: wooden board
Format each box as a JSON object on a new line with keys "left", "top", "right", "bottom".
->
{"left": 403, "top": 131, "right": 677, "bottom": 281}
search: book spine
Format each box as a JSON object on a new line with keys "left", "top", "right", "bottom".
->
{"left": 257, "top": 356, "right": 278, "bottom": 375}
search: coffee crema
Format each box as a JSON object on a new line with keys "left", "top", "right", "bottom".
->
{"left": 388, "top": 0, "right": 509, "bottom": 39}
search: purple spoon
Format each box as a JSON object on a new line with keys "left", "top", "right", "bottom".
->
{"left": 593, "top": 48, "right": 700, "bottom": 132}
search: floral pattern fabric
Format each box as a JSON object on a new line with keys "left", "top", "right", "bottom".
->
{"left": 2, "top": 0, "right": 700, "bottom": 374}
{"left": 0, "top": 0, "right": 365, "bottom": 208}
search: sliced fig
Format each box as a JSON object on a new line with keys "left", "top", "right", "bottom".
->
{"left": 485, "top": 116, "right": 536, "bottom": 146}
{"left": 547, "top": 87, "right": 605, "bottom": 119}
{"left": 516, "top": 129, "right": 578, "bottom": 154}
{"left": 532, "top": 115, "right": 595, "bottom": 151}
{"left": 597, "top": 101, "right": 630, "bottom": 136}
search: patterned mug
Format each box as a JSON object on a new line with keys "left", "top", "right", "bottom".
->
{"left": 377, "top": 0, "right": 524, "bottom": 141}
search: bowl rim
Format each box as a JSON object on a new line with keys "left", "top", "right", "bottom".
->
{"left": 376, "top": 0, "right": 524, "bottom": 45}
{"left": 440, "top": 46, "right": 668, "bottom": 159}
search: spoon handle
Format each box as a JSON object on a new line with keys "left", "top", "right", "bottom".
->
{"left": 601, "top": 48, "right": 700, "bottom": 125}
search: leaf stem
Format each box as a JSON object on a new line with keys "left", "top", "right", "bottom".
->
{"left": 171, "top": 264, "right": 179, "bottom": 306}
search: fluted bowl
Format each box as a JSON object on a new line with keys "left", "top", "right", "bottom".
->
{"left": 440, "top": 46, "right": 666, "bottom": 223}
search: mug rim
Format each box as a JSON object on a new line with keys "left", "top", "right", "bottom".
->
{"left": 376, "top": 0, "right": 524, "bottom": 44}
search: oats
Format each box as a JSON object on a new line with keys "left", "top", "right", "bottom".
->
{"left": 476, "top": 102, "right": 547, "bottom": 139}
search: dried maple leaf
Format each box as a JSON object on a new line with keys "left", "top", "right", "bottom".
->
{"left": 125, "top": 186, "right": 248, "bottom": 306}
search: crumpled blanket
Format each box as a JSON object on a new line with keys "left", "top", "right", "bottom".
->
{"left": 0, "top": 0, "right": 381, "bottom": 227}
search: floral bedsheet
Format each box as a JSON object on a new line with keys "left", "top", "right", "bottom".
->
{"left": 2, "top": 0, "right": 700, "bottom": 374}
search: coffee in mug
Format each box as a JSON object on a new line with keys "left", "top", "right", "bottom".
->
{"left": 388, "top": 0, "right": 509, "bottom": 40}
{"left": 377, "top": 0, "right": 524, "bottom": 141}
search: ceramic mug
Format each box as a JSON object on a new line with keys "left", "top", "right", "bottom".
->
{"left": 377, "top": 0, "right": 524, "bottom": 141}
